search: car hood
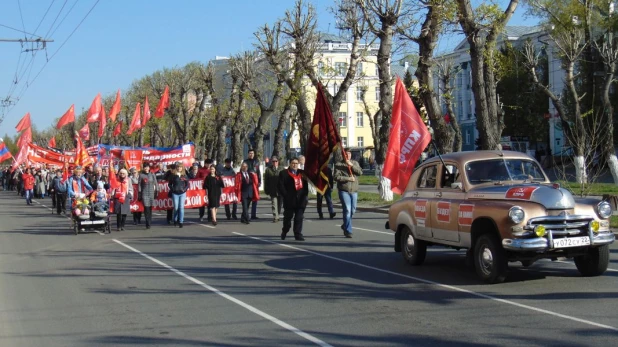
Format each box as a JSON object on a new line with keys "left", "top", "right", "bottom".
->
{"left": 467, "top": 184, "right": 575, "bottom": 209}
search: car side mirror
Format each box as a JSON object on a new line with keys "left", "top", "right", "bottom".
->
{"left": 451, "top": 182, "right": 463, "bottom": 190}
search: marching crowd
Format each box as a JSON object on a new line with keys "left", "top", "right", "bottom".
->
{"left": 0, "top": 148, "right": 364, "bottom": 241}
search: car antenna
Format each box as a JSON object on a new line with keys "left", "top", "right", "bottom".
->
{"left": 431, "top": 139, "right": 448, "bottom": 169}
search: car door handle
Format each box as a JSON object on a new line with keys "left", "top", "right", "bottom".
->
{"left": 435, "top": 192, "right": 442, "bottom": 198}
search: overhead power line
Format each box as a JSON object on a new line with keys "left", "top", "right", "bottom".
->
{"left": 0, "top": 23, "right": 43, "bottom": 38}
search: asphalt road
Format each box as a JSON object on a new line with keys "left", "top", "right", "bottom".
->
{"left": 1, "top": 191, "right": 617, "bottom": 346}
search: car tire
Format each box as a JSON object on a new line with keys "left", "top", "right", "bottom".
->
{"left": 574, "top": 245, "right": 610, "bottom": 277}
{"left": 474, "top": 234, "right": 507, "bottom": 284}
{"left": 401, "top": 226, "right": 427, "bottom": 266}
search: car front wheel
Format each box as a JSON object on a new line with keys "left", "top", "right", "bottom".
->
{"left": 474, "top": 234, "right": 507, "bottom": 284}
{"left": 574, "top": 245, "right": 610, "bottom": 277}
{"left": 401, "top": 226, "right": 427, "bottom": 266}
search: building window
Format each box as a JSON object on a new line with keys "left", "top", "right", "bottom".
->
{"left": 357, "top": 136, "right": 364, "bottom": 147}
{"left": 334, "top": 83, "right": 346, "bottom": 101}
{"left": 375, "top": 86, "right": 380, "bottom": 101}
{"left": 318, "top": 61, "right": 325, "bottom": 77}
{"left": 465, "top": 130, "right": 470, "bottom": 145}
{"left": 339, "top": 112, "right": 347, "bottom": 127}
{"left": 356, "top": 112, "right": 364, "bottom": 127}
{"left": 356, "top": 62, "right": 363, "bottom": 77}
{"left": 374, "top": 64, "right": 379, "bottom": 76}
{"left": 342, "top": 137, "right": 347, "bottom": 147}
{"left": 356, "top": 86, "right": 364, "bottom": 101}
{"left": 335, "top": 62, "right": 347, "bottom": 77}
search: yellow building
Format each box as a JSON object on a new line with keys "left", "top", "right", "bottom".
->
{"left": 289, "top": 34, "right": 415, "bottom": 166}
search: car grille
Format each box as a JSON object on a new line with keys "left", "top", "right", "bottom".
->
{"left": 525, "top": 214, "right": 592, "bottom": 237}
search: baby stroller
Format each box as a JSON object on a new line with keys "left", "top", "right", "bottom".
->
{"left": 71, "top": 193, "right": 112, "bottom": 235}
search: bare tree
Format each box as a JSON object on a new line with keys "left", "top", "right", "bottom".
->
{"left": 436, "top": 59, "right": 463, "bottom": 152}
{"left": 456, "top": 0, "right": 519, "bottom": 150}
{"left": 355, "top": 0, "right": 407, "bottom": 201}
{"left": 401, "top": 0, "right": 455, "bottom": 154}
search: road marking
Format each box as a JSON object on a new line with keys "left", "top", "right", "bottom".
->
{"left": 232, "top": 231, "right": 618, "bottom": 332}
{"left": 336, "top": 224, "right": 392, "bottom": 235}
{"left": 112, "top": 239, "right": 332, "bottom": 347}
{"left": 34, "top": 201, "right": 105, "bottom": 235}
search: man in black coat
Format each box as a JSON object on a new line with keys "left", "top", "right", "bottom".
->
{"left": 242, "top": 148, "right": 261, "bottom": 220}
{"left": 238, "top": 162, "right": 255, "bottom": 224}
{"left": 277, "top": 157, "right": 308, "bottom": 241}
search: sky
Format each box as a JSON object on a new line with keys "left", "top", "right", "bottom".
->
{"left": 0, "top": 0, "right": 537, "bottom": 139}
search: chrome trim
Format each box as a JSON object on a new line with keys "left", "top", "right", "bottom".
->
{"left": 527, "top": 214, "right": 592, "bottom": 223}
{"left": 502, "top": 238, "right": 548, "bottom": 251}
{"left": 590, "top": 232, "right": 615, "bottom": 246}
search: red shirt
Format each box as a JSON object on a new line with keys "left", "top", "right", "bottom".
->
{"left": 22, "top": 173, "right": 35, "bottom": 190}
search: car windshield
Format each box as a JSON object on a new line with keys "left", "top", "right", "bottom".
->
{"left": 465, "top": 159, "right": 546, "bottom": 184}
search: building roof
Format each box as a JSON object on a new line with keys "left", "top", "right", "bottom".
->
{"left": 319, "top": 33, "right": 348, "bottom": 43}
{"left": 454, "top": 25, "right": 544, "bottom": 51}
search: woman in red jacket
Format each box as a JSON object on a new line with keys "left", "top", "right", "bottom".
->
{"left": 22, "top": 168, "right": 35, "bottom": 205}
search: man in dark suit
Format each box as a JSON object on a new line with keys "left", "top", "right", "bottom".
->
{"left": 278, "top": 157, "right": 309, "bottom": 241}
{"left": 237, "top": 162, "right": 256, "bottom": 224}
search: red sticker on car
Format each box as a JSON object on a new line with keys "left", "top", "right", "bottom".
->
{"left": 436, "top": 201, "right": 451, "bottom": 223}
{"left": 458, "top": 204, "right": 474, "bottom": 226}
{"left": 414, "top": 199, "right": 427, "bottom": 220}
{"left": 505, "top": 187, "right": 539, "bottom": 200}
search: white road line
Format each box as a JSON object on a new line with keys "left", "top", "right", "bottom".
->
{"left": 336, "top": 224, "right": 392, "bottom": 235}
{"left": 112, "top": 239, "right": 332, "bottom": 347}
{"left": 34, "top": 201, "right": 105, "bottom": 235}
{"left": 232, "top": 231, "right": 618, "bottom": 332}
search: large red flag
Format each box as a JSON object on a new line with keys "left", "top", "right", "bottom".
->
{"left": 113, "top": 121, "right": 122, "bottom": 137}
{"left": 11, "top": 145, "right": 28, "bottom": 171}
{"left": 78, "top": 123, "right": 90, "bottom": 141}
{"left": 127, "top": 103, "right": 141, "bottom": 135}
{"left": 155, "top": 85, "right": 169, "bottom": 118}
{"left": 304, "top": 84, "right": 342, "bottom": 195}
{"left": 98, "top": 105, "right": 107, "bottom": 138}
{"left": 74, "top": 132, "right": 93, "bottom": 167}
{"left": 109, "top": 89, "right": 121, "bottom": 122}
{"left": 86, "top": 93, "right": 102, "bottom": 123}
{"left": 383, "top": 78, "right": 431, "bottom": 194}
{"left": 17, "top": 127, "right": 32, "bottom": 148}
{"left": 48, "top": 137, "right": 56, "bottom": 148}
{"left": 142, "top": 96, "right": 151, "bottom": 127}
{"left": 56, "top": 104, "right": 75, "bottom": 129}
{"left": 15, "top": 112, "right": 31, "bottom": 132}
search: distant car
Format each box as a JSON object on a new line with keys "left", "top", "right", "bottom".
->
{"left": 385, "top": 151, "right": 615, "bottom": 284}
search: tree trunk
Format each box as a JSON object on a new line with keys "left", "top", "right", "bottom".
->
{"left": 216, "top": 124, "right": 228, "bottom": 164}
{"left": 446, "top": 101, "right": 462, "bottom": 152}
{"left": 272, "top": 101, "right": 292, "bottom": 161}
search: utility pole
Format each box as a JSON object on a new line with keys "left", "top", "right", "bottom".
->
{"left": 0, "top": 38, "right": 53, "bottom": 50}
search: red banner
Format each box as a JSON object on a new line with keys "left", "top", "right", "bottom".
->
{"left": 123, "top": 149, "right": 143, "bottom": 170}
{"left": 128, "top": 178, "right": 239, "bottom": 212}
{"left": 97, "top": 143, "right": 195, "bottom": 168}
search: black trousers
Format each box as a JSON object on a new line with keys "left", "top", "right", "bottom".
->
{"left": 167, "top": 209, "right": 173, "bottom": 223}
{"left": 116, "top": 214, "right": 127, "bottom": 228}
{"left": 282, "top": 206, "right": 305, "bottom": 237}
{"left": 143, "top": 206, "right": 153, "bottom": 226}
{"left": 133, "top": 212, "right": 142, "bottom": 223}
{"left": 55, "top": 193, "right": 66, "bottom": 214}
{"left": 225, "top": 203, "right": 237, "bottom": 218}
{"left": 241, "top": 199, "right": 251, "bottom": 222}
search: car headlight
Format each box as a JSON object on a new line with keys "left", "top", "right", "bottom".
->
{"left": 597, "top": 201, "right": 612, "bottom": 219}
{"left": 509, "top": 206, "right": 525, "bottom": 224}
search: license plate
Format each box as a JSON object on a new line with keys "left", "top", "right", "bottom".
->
{"left": 553, "top": 236, "right": 590, "bottom": 249}
{"left": 91, "top": 220, "right": 105, "bottom": 225}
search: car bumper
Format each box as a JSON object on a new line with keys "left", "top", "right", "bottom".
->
{"left": 502, "top": 232, "right": 615, "bottom": 251}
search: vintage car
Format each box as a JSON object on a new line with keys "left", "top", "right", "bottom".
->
{"left": 385, "top": 151, "right": 615, "bottom": 284}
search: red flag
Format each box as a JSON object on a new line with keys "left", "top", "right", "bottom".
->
{"left": 155, "top": 85, "right": 169, "bottom": 118}
{"left": 48, "top": 137, "right": 56, "bottom": 148}
{"left": 74, "top": 132, "right": 93, "bottom": 167}
{"left": 143, "top": 96, "right": 151, "bottom": 127}
{"left": 109, "top": 89, "right": 121, "bottom": 122}
{"left": 78, "top": 123, "right": 90, "bottom": 141}
{"left": 108, "top": 165, "right": 120, "bottom": 190}
{"left": 113, "top": 121, "right": 123, "bottom": 137}
{"left": 86, "top": 93, "right": 102, "bottom": 123}
{"left": 56, "top": 104, "right": 75, "bottom": 129}
{"left": 17, "top": 127, "right": 32, "bottom": 148}
{"left": 304, "top": 84, "right": 342, "bottom": 195}
{"left": 15, "top": 112, "right": 31, "bottom": 132}
{"left": 383, "top": 78, "right": 431, "bottom": 195}
{"left": 11, "top": 145, "right": 28, "bottom": 171}
{"left": 127, "top": 103, "right": 141, "bottom": 135}
{"left": 98, "top": 105, "right": 107, "bottom": 138}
